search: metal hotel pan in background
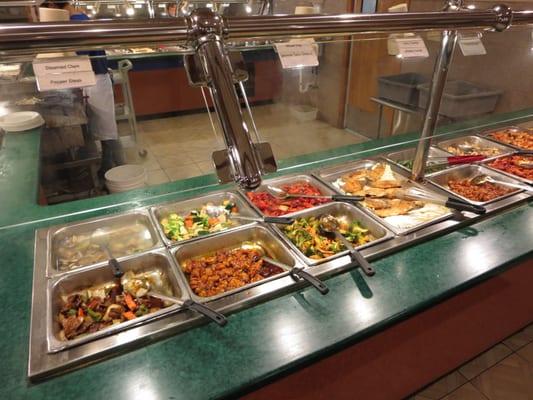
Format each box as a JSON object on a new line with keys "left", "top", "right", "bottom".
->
{"left": 271, "top": 202, "right": 394, "bottom": 267}
{"left": 482, "top": 153, "right": 533, "bottom": 186}
{"left": 171, "top": 224, "right": 304, "bottom": 304}
{"left": 435, "top": 135, "right": 514, "bottom": 160}
{"left": 428, "top": 164, "right": 525, "bottom": 206}
{"left": 384, "top": 146, "right": 454, "bottom": 175}
{"left": 478, "top": 126, "right": 533, "bottom": 151}
{"left": 313, "top": 159, "right": 454, "bottom": 235}
{"left": 240, "top": 174, "right": 337, "bottom": 218}
{"left": 48, "top": 209, "right": 163, "bottom": 278}
{"left": 149, "top": 190, "right": 259, "bottom": 247}
{"left": 46, "top": 249, "right": 189, "bottom": 353}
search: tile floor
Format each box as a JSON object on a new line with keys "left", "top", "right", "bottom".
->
{"left": 409, "top": 323, "right": 533, "bottom": 400}
{"left": 119, "top": 103, "right": 368, "bottom": 186}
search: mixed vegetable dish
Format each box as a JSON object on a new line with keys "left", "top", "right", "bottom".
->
{"left": 398, "top": 159, "right": 447, "bottom": 174}
{"left": 247, "top": 181, "right": 330, "bottom": 216}
{"left": 159, "top": 200, "right": 238, "bottom": 242}
{"left": 283, "top": 216, "right": 374, "bottom": 260}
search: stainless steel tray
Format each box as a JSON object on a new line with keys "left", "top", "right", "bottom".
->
{"left": 239, "top": 173, "right": 336, "bottom": 217}
{"left": 384, "top": 146, "right": 453, "bottom": 176}
{"left": 436, "top": 135, "right": 514, "bottom": 160}
{"left": 428, "top": 164, "right": 525, "bottom": 206}
{"left": 313, "top": 159, "right": 454, "bottom": 235}
{"left": 171, "top": 223, "right": 302, "bottom": 303}
{"left": 271, "top": 202, "right": 394, "bottom": 266}
{"left": 47, "top": 209, "right": 163, "bottom": 277}
{"left": 478, "top": 126, "right": 533, "bottom": 151}
{"left": 46, "top": 249, "right": 189, "bottom": 353}
{"left": 482, "top": 153, "right": 533, "bottom": 186}
{"left": 149, "top": 190, "right": 259, "bottom": 247}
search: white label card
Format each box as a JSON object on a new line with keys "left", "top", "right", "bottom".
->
{"left": 33, "top": 56, "right": 96, "bottom": 91}
{"left": 459, "top": 36, "right": 487, "bottom": 56}
{"left": 35, "top": 71, "right": 96, "bottom": 91}
{"left": 395, "top": 37, "right": 429, "bottom": 59}
{"left": 275, "top": 39, "right": 319, "bottom": 69}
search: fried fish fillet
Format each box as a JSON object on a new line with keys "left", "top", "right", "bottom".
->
{"left": 364, "top": 198, "right": 424, "bottom": 217}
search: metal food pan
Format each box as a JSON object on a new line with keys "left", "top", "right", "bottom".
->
{"left": 384, "top": 146, "right": 453, "bottom": 175}
{"left": 478, "top": 126, "right": 533, "bottom": 151}
{"left": 47, "top": 249, "right": 188, "bottom": 353}
{"left": 271, "top": 202, "right": 394, "bottom": 266}
{"left": 150, "top": 190, "right": 259, "bottom": 247}
{"left": 482, "top": 153, "right": 533, "bottom": 186}
{"left": 171, "top": 224, "right": 301, "bottom": 303}
{"left": 313, "top": 158, "right": 390, "bottom": 187}
{"left": 313, "top": 159, "right": 454, "bottom": 235}
{"left": 48, "top": 209, "right": 162, "bottom": 278}
{"left": 428, "top": 164, "right": 523, "bottom": 206}
{"left": 436, "top": 135, "right": 514, "bottom": 160}
{"left": 240, "top": 174, "right": 337, "bottom": 218}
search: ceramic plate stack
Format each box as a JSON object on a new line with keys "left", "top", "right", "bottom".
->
{"left": 0, "top": 111, "right": 45, "bottom": 133}
{"left": 105, "top": 165, "right": 147, "bottom": 193}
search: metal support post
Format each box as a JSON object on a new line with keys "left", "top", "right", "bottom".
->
{"left": 185, "top": 8, "right": 276, "bottom": 189}
{"left": 411, "top": 28, "right": 458, "bottom": 182}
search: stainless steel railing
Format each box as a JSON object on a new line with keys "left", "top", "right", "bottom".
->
{"left": 0, "top": 6, "right": 531, "bottom": 52}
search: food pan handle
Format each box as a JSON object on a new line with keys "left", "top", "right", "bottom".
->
{"left": 108, "top": 258, "right": 123, "bottom": 278}
{"left": 445, "top": 199, "right": 486, "bottom": 215}
{"left": 348, "top": 250, "right": 375, "bottom": 277}
{"left": 290, "top": 268, "right": 329, "bottom": 295}
{"left": 332, "top": 194, "right": 365, "bottom": 203}
{"left": 263, "top": 216, "right": 294, "bottom": 225}
{"left": 183, "top": 300, "right": 228, "bottom": 327}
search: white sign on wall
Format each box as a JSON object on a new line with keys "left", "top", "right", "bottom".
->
{"left": 33, "top": 56, "right": 96, "bottom": 91}
{"left": 395, "top": 37, "right": 430, "bottom": 59}
{"left": 275, "top": 39, "right": 319, "bottom": 69}
{"left": 458, "top": 33, "right": 487, "bottom": 56}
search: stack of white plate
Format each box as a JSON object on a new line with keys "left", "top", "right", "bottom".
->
{"left": 105, "top": 165, "right": 147, "bottom": 193}
{"left": 0, "top": 111, "right": 45, "bottom": 133}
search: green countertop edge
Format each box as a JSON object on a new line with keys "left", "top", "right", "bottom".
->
{"left": 0, "top": 110, "right": 531, "bottom": 400}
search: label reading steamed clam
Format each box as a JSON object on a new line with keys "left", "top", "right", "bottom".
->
{"left": 275, "top": 39, "right": 319, "bottom": 69}
{"left": 395, "top": 37, "right": 429, "bottom": 59}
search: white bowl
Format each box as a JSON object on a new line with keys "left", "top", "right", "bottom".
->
{"left": 104, "top": 165, "right": 146, "bottom": 185}
{"left": 0, "top": 111, "right": 45, "bottom": 132}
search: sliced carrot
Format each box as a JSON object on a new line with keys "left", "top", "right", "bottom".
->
{"left": 124, "top": 293, "right": 137, "bottom": 311}
{"left": 77, "top": 308, "right": 84, "bottom": 318}
{"left": 208, "top": 217, "right": 219, "bottom": 226}
{"left": 184, "top": 218, "right": 194, "bottom": 228}
{"left": 231, "top": 207, "right": 238, "bottom": 213}
{"left": 123, "top": 311, "right": 136, "bottom": 320}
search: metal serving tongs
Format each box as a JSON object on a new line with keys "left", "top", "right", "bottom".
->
{"left": 91, "top": 228, "right": 123, "bottom": 281}
{"left": 396, "top": 185, "right": 487, "bottom": 214}
{"left": 145, "top": 291, "right": 227, "bottom": 327}
{"left": 319, "top": 215, "right": 375, "bottom": 277}
{"left": 241, "top": 243, "right": 329, "bottom": 295}
{"left": 470, "top": 175, "right": 533, "bottom": 194}
{"left": 206, "top": 204, "right": 294, "bottom": 225}
{"left": 266, "top": 185, "right": 364, "bottom": 203}
{"left": 427, "top": 154, "right": 486, "bottom": 166}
